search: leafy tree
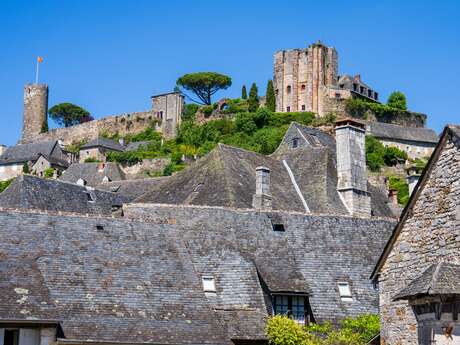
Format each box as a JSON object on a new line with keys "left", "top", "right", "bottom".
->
{"left": 48, "top": 103, "right": 92, "bottom": 127}
{"left": 365, "top": 136, "right": 385, "bottom": 171}
{"left": 241, "top": 85, "right": 247, "bottom": 99}
{"left": 0, "top": 179, "right": 13, "bottom": 193}
{"left": 176, "top": 72, "right": 232, "bottom": 105}
{"left": 266, "top": 80, "right": 276, "bottom": 112}
{"left": 383, "top": 146, "right": 407, "bottom": 166}
{"left": 22, "top": 163, "right": 30, "bottom": 174}
{"left": 266, "top": 315, "right": 314, "bottom": 345}
{"left": 248, "top": 83, "right": 259, "bottom": 112}
{"left": 43, "top": 168, "right": 55, "bottom": 179}
{"left": 387, "top": 91, "right": 407, "bottom": 110}
{"left": 183, "top": 103, "right": 199, "bottom": 121}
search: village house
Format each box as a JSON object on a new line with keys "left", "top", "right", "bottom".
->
{"left": 371, "top": 125, "right": 460, "bottom": 345}
{"left": 78, "top": 137, "right": 125, "bottom": 163}
{"left": 59, "top": 162, "right": 126, "bottom": 186}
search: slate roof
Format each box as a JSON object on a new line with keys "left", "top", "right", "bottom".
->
{"left": 96, "top": 177, "right": 170, "bottom": 202}
{"left": 37, "top": 154, "right": 70, "bottom": 168}
{"left": 81, "top": 137, "right": 124, "bottom": 151}
{"left": 135, "top": 124, "right": 397, "bottom": 218}
{"left": 0, "top": 140, "right": 59, "bottom": 164}
{"left": 0, "top": 204, "right": 395, "bottom": 343}
{"left": 0, "top": 175, "right": 128, "bottom": 215}
{"left": 366, "top": 121, "right": 439, "bottom": 144}
{"left": 393, "top": 262, "right": 460, "bottom": 300}
{"left": 125, "top": 140, "right": 151, "bottom": 151}
{"left": 59, "top": 162, "right": 126, "bottom": 186}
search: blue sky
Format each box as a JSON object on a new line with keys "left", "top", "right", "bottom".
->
{"left": 1, "top": 0, "right": 459, "bottom": 146}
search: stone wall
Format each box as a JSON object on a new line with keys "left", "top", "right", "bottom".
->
{"left": 120, "top": 158, "right": 171, "bottom": 178}
{"left": 22, "top": 84, "right": 48, "bottom": 141}
{"left": 379, "top": 138, "right": 436, "bottom": 160}
{"left": 379, "top": 132, "right": 460, "bottom": 344}
{"left": 151, "top": 92, "right": 184, "bottom": 139}
{"left": 20, "top": 110, "right": 158, "bottom": 145}
{"left": 0, "top": 163, "right": 23, "bottom": 181}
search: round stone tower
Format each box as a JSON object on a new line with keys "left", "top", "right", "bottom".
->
{"left": 22, "top": 83, "right": 48, "bottom": 142}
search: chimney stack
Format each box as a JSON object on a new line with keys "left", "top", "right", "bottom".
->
{"left": 388, "top": 189, "right": 399, "bottom": 205}
{"left": 335, "top": 119, "right": 371, "bottom": 217}
{"left": 252, "top": 166, "right": 272, "bottom": 210}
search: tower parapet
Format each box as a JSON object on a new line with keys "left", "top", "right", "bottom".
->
{"left": 22, "top": 84, "right": 48, "bottom": 142}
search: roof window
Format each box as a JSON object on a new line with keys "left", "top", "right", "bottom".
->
{"left": 202, "top": 276, "right": 216, "bottom": 292}
{"left": 338, "top": 282, "right": 353, "bottom": 301}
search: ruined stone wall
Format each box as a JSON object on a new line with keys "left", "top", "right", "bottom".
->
{"left": 379, "top": 132, "right": 460, "bottom": 344}
{"left": 120, "top": 158, "right": 171, "bottom": 178}
{"left": 20, "top": 110, "right": 158, "bottom": 145}
{"left": 22, "top": 84, "right": 48, "bottom": 141}
{"left": 378, "top": 138, "right": 436, "bottom": 160}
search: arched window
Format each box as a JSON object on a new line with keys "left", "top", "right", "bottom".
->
{"left": 287, "top": 85, "right": 291, "bottom": 93}
{"left": 301, "top": 84, "right": 306, "bottom": 90}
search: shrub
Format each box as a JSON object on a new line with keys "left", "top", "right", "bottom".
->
{"left": 0, "top": 179, "right": 13, "bottom": 193}
{"left": 387, "top": 91, "right": 407, "bottom": 110}
{"left": 383, "top": 146, "right": 407, "bottom": 166}
{"left": 389, "top": 175, "right": 410, "bottom": 206}
{"left": 365, "top": 136, "right": 385, "bottom": 171}
{"left": 183, "top": 103, "right": 199, "bottom": 121}
{"left": 22, "top": 163, "right": 30, "bottom": 174}
{"left": 266, "top": 315, "right": 316, "bottom": 345}
{"left": 84, "top": 157, "right": 101, "bottom": 163}
{"left": 43, "top": 168, "right": 55, "bottom": 179}
{"left": 202, "top": 105, "right": 214, "bottom": 117}
{"left": 162, "top": 162, "right": 185, "bottom": 176}
{"left": 106, "top": 151, "right": 142, "bottom": 165}
{"left": 241, "top": 85, "right": 247, "bottom": 99}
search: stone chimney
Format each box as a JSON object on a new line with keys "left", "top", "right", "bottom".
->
{"left": 388, "top": 189, "right": 399, "bottom": 205}
{"left": 335, "top": 119, "right": 371, "bottom": 217}
{"left": 252, "top": 166, "right": 272, "bottom": 210}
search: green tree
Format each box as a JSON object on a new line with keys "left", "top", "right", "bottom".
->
{"left": 183, "top": 103, "right": 199, "bottom": 121}
{"left": 265, "top": 80, "right": 276, "bottom": 112}
{"left": 43, "top": 168, "right": 55, "bottom": 179}
{"left": 176, "top": 72, "right": 232, "bottom": 105}
{"left": 0, "top": 179, "right": 13, "bottom": 193}
{"left": 48, "top": 103, "right": 92, "bottom": 127}
{"left": 387, "top": 91, "right": 407, "bottom": 110}
{"left": 241, "top": 85, "right": 247, "bottom": 99}
{"left": 22, "top": 163, "right": 30, "bottom": 174}
{"left": 248, "top": 83, "right": 259, "bottom": 112}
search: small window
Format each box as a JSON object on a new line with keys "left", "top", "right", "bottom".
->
{"left": 338, "top": 282, "right": 352, "bottom": 301}
{"left": 272, "top": 223, "right": 285, "bottom": 232}
{"left": 301, "top": 84, "right": 306, "bottom": 90}
{"left": 286, "top": 106, "right": 291, "bottom": 112}
{"left": 275, "top": 89, "right": 279, "bottom": 95}
{"left": 292, "top": 138, "right": 299, "bottom": 148}
{"left": 4, "top": 329, "right": 19, "bottom": 345}
{"left": 301, "top": 105, "right": 306, "bottom": 111}
{"left": 202, "top": 276, "right": 216, "bottom": 292}
{"left": 374, "top": 92, "right": 378, "bottom": 100}
{"left": 286, "top": 85, "right": 291, "bottom": 93}
{"left": 274, "top": 295, "right": 308, "bottom": 324}
{"left": 96, "top": 225, "right": 104, "bottom": 231}
{"left": 86, "top": 192, "right": 95, "bottom": 202}
{"left": 335, "top": 93, "right": 341, "bottom": 99}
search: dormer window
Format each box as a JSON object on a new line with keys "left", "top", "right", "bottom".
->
{"left": 273, "top": 295, "right": 309, "bottom": 324}
{"left": 292, "top": 138, "right": 299, "bottom": 148}
{"left": 338, "top": 282, "right": 353, "bottom": 301}
{"left": 202, "top": 276, "right": 216, "bottom": 293}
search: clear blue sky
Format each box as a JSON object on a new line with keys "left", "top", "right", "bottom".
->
{"left": 1, "top": 0, "right": 459, "bottom": 146}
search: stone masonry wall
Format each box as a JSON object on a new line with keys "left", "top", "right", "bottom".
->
{"left": 379, "top": 132, "right": 460, "bottom": 344}
{"left": 22, "top": 84, "right": 48, "bottom": 140}
{"left": 20, "top": 110, "right": 158, "bottom": 145}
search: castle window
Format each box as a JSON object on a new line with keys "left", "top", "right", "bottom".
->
{"left": 338, "top": 282, "right": 353, "bottom": 301}
{"left": 360, "top": 86, "right": 365, "bottom": 94}
{"left": 301, "top": 105, "right": 306, "bottom": 111}
{"left": 353, "top": 83, "right": 358, "bottom": 92}
{"left": 368, "top": 89, "right": 373, "bottom": 98}
{"left": 275, "top": 89, "right": 279, "bottom": 95}
{"left": 301, "top": 84, "right": 306, "bottom": 90}
{"left": 202, "top": 276, "right": 216, "bottom": 292}
{"left": 286, "top": 106, "right": 291, "bottom": 112}
{"left": 273, "top": 295, "right": 308, "bottom": 324}
{"left": 286, "top": 85, "right": 291, "bottom": 93}
{"left": 374, "top": 92, "right": 378, "bottom": 100}
{"left": 335, "top": 93, "right": 341, "bottom": 99}
{"left": 292, "top": 138, "right": 299, "bottom": 148}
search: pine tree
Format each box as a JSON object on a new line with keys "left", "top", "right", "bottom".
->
{"left": 265, "top": 80, "right": 276, "bottom": 112}
{"left": 248, "top": 83, "right": 259, "bottom": 112}
{"left": 241, "top": 85, "right": 247, "bottom": 99}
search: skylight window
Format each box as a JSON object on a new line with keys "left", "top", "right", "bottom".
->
{"left": 338, "top": 282, "right": 353, "bottom": 301}
{"left": 202, "top": 276, "right": 216, "bottom": 292}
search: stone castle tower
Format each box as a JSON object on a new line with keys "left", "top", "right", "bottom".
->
{"left": 273, "top": 41, "right": 338, "bottom": 114}
{"left": 22, "top": 84, "right": 48, "bottom": 142}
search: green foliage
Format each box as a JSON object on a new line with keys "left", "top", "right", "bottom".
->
{"left": 41, "top": 120, "right": 48, "bottom": 133}
{"left": 202, "top": 105, "right": 214, "bottom": 117}
{"left": 0, "top": 179, "right": 13, "bottom": 193}
{"left": 266, "top": 80, "right": 276, "bottom": 112}
{"left": 365, "top": 136, "right": 407, "bottom": 171}
{"left": 241, "top": 85, "right": 247, "bottom": 99}
{"left": 176, "top": 72, "right": 232, "bottom": 105}
{"left": 387, "top": 91, "right": 407, "bottom": 110}
{"left": 183, "top": 103, "right": 199, "bottom": 121}
{"left": 84, "top": 157, "right": 101, "bottom": 163}
{"left": 65, "top": 139, "right": 88, "bottom": 154}
{"left": 248, "top": 82, "right": 259, "bottom": 112}
{"left": 162, "top": 162, "right": 185, "bottom": 176}
{"left": 267, "top": 314, "right": 379, "bottom": 345}
{"left": 389, "top": 175, "right": 410, "bottom": 206}
{"left": 345, "top": 98, "right": 417, "bottom": 122}
{"left": 220, "top": 98, "right": 249, "bottom": 114}
{"left": 22, "top": 163, "right": 30, "bottom": 174}
{"left": 48, "top": 103, "right": 92, "bottom": 127}
{"left": 43, "top": 168, "right": 55, "bottom": 179}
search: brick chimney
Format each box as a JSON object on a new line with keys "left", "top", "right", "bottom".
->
{"left": 252, "top": 166, "right": 272, "bottom": 210}
{"left": 335, "top": 119, "right": 371, "bottom": 217}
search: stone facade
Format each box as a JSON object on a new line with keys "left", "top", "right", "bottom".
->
{"left": 0, "top": 163, "right": 23, "bottom": 181}
{"left": 151, "top": 92, "right": 184, "bottom": 139}
{"left": 376, "top": 127, "right": 460, "bottom": 344}
{"left": 378, "top": 138, "right": 435, "bottom": 160}
{"left": 0, "top": 145, "right": 6, "bottom": 156}
{"left": 22, "top": 84, "right": 48, "bottom": 141}
{"left": 119, "top": 158, "right": 171, "bottom": 177}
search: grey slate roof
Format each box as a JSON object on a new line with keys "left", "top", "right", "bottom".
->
{"left": 366, "top": 121, "right": 439, "bottom": 144}
{"left": 38, "top": 153, "right": 70, "bottom": 168}
{"left": 125, "top": 140, "right": 151, "bottom": 151}
{"left": 81, "top": 137, "right": 124, "bottom": 151}
{"left": 393, "top": 262, "right": 460, "bottom": 300}
{"left": 59, "top": 162, "right": 126, "bottom": 186}
{"left": 136, "top": 124, "right": 397, "bottom": 218}
{"left": 0, "top": 140, "right": 59, "bottom": 164}
{"left": 0, "top": 204, "right": 395, "bottom": 343}
{"left": 0, "top": 175, "right": 128, "bottom": 215}
{"left": 96, "top": 177, "right": 170, "bottom": 202}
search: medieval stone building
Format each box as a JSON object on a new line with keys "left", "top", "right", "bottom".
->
{"left": 273, "top": 41, "right": 378, "bottom": 116}
{"left": 372, "top": 125, "right": 460, "bottom": 345}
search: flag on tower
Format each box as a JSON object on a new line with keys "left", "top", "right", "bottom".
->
{"left": 37, "top": 56, "right": 44, "bottom": 63}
